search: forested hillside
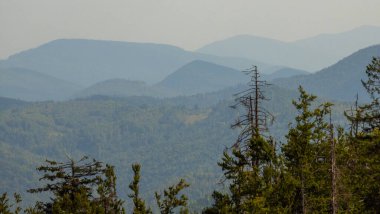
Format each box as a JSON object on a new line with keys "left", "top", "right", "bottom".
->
{"left": 273, "top": 44, "right": 380, "bottom": 102}
{"left": 0, "top": 84, "right": 350, "bottom": 211}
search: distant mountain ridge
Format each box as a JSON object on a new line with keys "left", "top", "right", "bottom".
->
{"left": 273, "top": 44, "right": 380, "bottom": 102}
{"left": 74, "top": 60, "right": 311, "bottom": 99}
{"left": 265, "top": 67, "right": 309, "bottom": 80}
{"left": 0, "top": 39, "right": 273, "bottom": 86}
{"left": 198, "top": 25, "right": 380, "bottom": 71}
{"left": 75, "top": 79, "right": 175, "bottom": 98}
{"left": 1, "top": 27, "right": 379, "bottom": 102}
{"left": 0, "top": 67, "right": 81, "bottom": 101}
{"left": 157, "top": 60, "right": 246, "bottom": 95}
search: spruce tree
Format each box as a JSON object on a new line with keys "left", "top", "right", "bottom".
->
{"left": 356, "top": 56, "right": 380, "bottom": 131}
{"left": 342, "top": 57, "right": 380, "bottom": 212}
{"left": 204, "top": 66, "right": 277, "bottom": 213}
{"left": 28, "top": 156, "right": 125, "bottom": 213}
{"left": 155, "top": 179, "right": 190, "bottom": 214}
{"left": 97, "top": 165, "right": 125, "bottom": 214}
{"left": 128, "top": 163, "right": 152, "bottom": 214}
{"left": 0, "top": 193, "right": 22, "bottom": 214}
{"left": 282, "top": 86, "right": 332, "bottom": 213}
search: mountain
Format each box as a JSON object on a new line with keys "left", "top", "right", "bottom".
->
{"left": 294, "top": 25, "right": 380, "bottom": 61}
{"left": 198, "top": 26, "right": 380, "bottom": 71}
{"left": 75, "top": 79, "right": 175, "bottom": 98}
{"left": 75, "top": 61, "right": 309, "bottom": 98}
{"left": 265, "top": 67, "right": 309, "bottom": 81}
{"left": 157, "top": 60, "right": 247, "bottom": 95}
{"left": 0, "top": 67, "right": 82, "bottom": 101}
{"left": 273, "top": 45, "right": 380, "bottom": 102}
{"left": 0, "top": 97, "right": 27, "bottom": 111}
{"left": 198, "top": 35, "right": 325, "bottom": 71}
{"left": 0, "top": 39, "right": 274, "bottom": 86}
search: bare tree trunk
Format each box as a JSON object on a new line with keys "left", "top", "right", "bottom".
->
{"left": 330, "top": 121, "right": 337, "bottom": 214}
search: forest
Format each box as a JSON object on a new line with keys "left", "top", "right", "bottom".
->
{"left": 1, "top": 57, "right": 379, "bottom": 213}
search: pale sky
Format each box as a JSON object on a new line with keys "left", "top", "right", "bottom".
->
{"left": 1, "top": 0, "right": 380, "bottom": 59}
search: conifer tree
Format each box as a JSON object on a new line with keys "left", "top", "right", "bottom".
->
{"left": 205, "top": 66, "right": 277, "bottom": 213}
{"left": 342, "top": 57, "right": 380, "bottom": 212}
{"left": 0, "top": 193, "right": 22, "bottom": 214}
{"left": 28, "top": 156, "right": 125, "bottom": 213}
{"left": 355, "top": 56, "right": 380, "bottom": 131}
{"left": 97, "top": 165, "right": 125, "bottom": 214}
{"left": 128, "top": 163, "right": 152, "bottom": 214}
{"left": 155, "top": 179, "right": 190, "bottom": 214}
{"left": 282, "top": 86, "right": 332, "bottom": 213}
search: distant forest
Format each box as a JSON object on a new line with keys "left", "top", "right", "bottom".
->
{"left": 1, "top": 57, "right": 380, "bottom": 213}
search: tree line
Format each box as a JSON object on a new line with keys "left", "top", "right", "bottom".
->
{"left": 1, "top": 57, "right": 380, "bottom": 213}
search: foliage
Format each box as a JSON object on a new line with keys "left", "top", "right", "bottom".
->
{"left": 0, "top": 72, "right": 356, "bottom": 212}
{"left": 355, "top": 57, "right": 380, "bottom": 132}
{"left": 27, "top": 156, "right": 125, "bottom": 214}
{"left": 282, "top": 86, "right": 332, "bottom": 213}
{"left": 0, "top": 193, "right": 22, "bottom": 214}
{"left": 155, "top": 179, "right": 190, "bottom": 214}
{"left": 205, "top": 67, "right": 279, "bottom": 213}
{"left": 128, "top": 163, "right": 152, "bottom": 214}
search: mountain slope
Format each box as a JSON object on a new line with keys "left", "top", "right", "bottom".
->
{"left": 198, "top": 26, "right": 380, "bottom": 71}
{"left": 198, "top": 35, "right": 325, "bottom": 71}
{"left": 266, "top": 67, "right": 309, "bottom": 80}
{"left": 75, "top": 79, "right": 174, "bottom": 98}
{"left": 157, "top": 60, "right": 246, "bottom": 95}
{"left": 0, "top": 67, "right": 81, "bottom": 101}
{"left": 1, "top": 39, "right": 273, "bottom": 86}
{"left": 0, "top": 97, "right": 27, "bottom": 111}
{"left": 294, "top": 25, "right": 380, "bottom": 60}
{"left": 273, "top": 45, "right": 380, "bottom": 102}
{"left": 0, "top": 84, "right": 351, "bottom": 210}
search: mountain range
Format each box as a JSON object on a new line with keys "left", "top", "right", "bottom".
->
{"left": 273, "top": 44, "right": 380, "bottom": 102}
{"left": 0, "top": 39, "right": 272, "bottom": 86}
{"left": 156, "top": 60, "right": 246, "bottom": 95}
{"left": 0, "top": 67, "right": 81, "bottom": 101}
{"left": 0, "top": 26, "right": 379, "bottom": 103}
{"left": 198, "top": 25, "right": 380, "bottom": 71}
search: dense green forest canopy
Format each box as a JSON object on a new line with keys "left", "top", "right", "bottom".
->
{"left": 0, "top": 84, "right": 349, "bottom": 212}
{"left": 1, "top": 57, "right": 380, "bottom": 213}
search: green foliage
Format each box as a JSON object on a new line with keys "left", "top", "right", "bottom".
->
{"left": 128, "top": 163, "right": 151, "bottom": 214}
{"left": 337, "top": 130, "right": 380, "bottom": 212}
{"left": 0, "top": 193, "right": 22, "bottom": 214}
{"left": 97, "top": 165, "right": 125, "bottom": 214}
{"left": 0, "top": 80, "right": 353, "bottom": 211}
{"left": 27, "top": 156, "right": 125, "bottom": 214}
{"left": 354, "top": 57, "right": 380, "bottom": 132}
{"left": 282, "top": 86, "right": 332, "bottom": 213}
{"left": 341, "top": 57, "right": 380, "bottom": 211}
{"left": 155, "top": 179, "right": 190, "bottom": 214}
{"left": 362, "top": 57, "right": 380, "bottom": 98}
{"left": 205, "top": 68, "right": 280, "bottom": 213}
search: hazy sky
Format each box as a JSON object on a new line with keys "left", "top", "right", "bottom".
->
{"left": 1, "top": 0, "right": 380, "bottom": 59}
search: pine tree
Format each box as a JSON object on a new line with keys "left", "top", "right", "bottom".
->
{"left": 205, "top": 66, "right": 277, "bottom": 213}
{"left": 155, "top": 179, "right": 190, "bottom": 214}
{"left": 342, "top": 57, "right": 380, "bottom": 212}
{"left": 282, "top": 86, "right": 332, "bottom": 213}
{"left": 0, "top": 193, "right": 22, "bottom": 214}
{"left": 357, "top": 56, "right": 380, "bottom": 131}
{"left": 128, "top": 163, "right": 152, "bottom": 214}
{"left": 28, "top": 156, "right": 125, "bottom": 213}
{"left": 97, "top": 165, "right": 125, "bottom": 214}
